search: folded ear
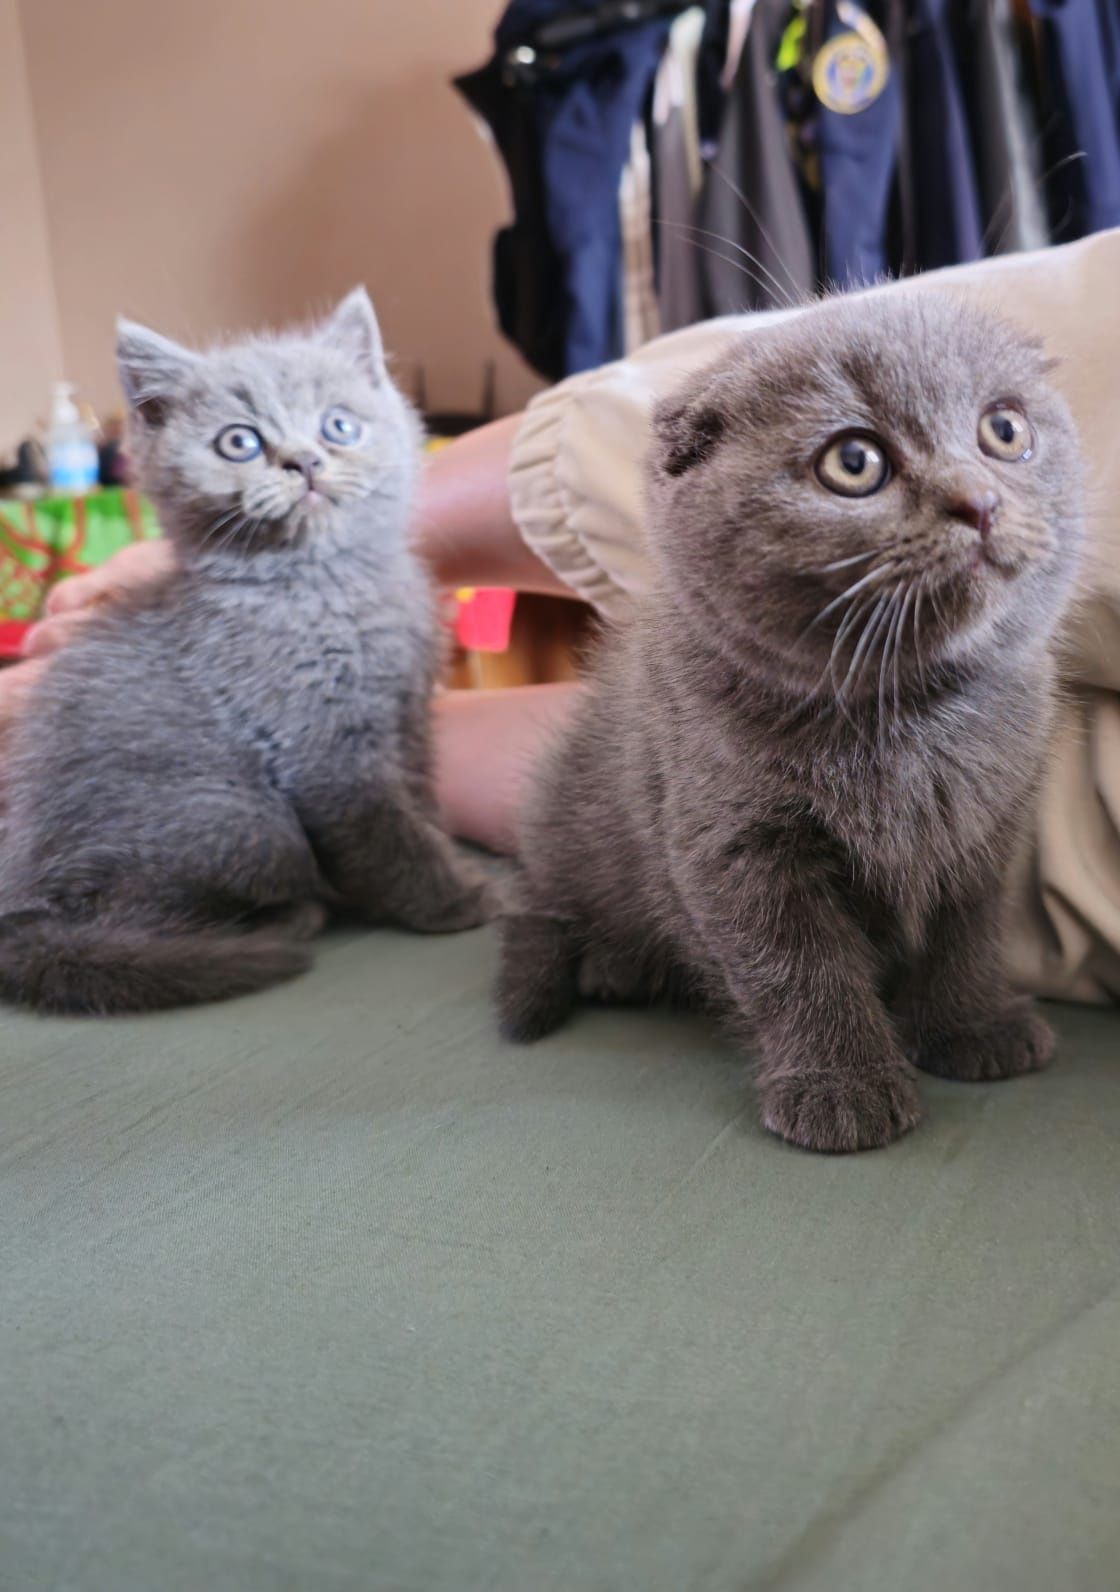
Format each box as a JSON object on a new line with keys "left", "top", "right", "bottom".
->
{"left": 653, "top": 393, "right": 727, "bottom": 477}
{"left": 116, "top": 319, "right": 199, "bottom": 427}
{"left": 318, "top": 286, "right": 386, "bottom": 383}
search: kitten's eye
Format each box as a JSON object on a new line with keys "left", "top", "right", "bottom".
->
{"left": 214, "top": 424, "right": 263, "bottom": 462}
{"left": 321, "top": 406, "right": 363, "bottom": 446}
{"left": 815, "top": 434, "right": 890, "bottom": 498}
{"left": 979, "top": 405, "right": 1033, "bottom": 462}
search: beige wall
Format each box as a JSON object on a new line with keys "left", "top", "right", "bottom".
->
{"left": 5, "top": 0, "right": 539, "bottom": 450}
{"left": 0, "top": 0, "right": 63, "bottom": 449}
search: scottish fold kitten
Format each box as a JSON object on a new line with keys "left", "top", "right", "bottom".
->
{"left": 0, "top": 289, "right": 495, "bottom": 1014}
{"left": 497, "top": 292, "right": 1084, "bottom": 1153}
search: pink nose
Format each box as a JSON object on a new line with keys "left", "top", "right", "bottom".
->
{"left": 949, "top": 489, "right": 999, "bottom": 538}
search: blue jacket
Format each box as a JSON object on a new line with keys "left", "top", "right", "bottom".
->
{"left": 465, "top": 2, "right": 675, "bottom": 378}
{"left": 1030, "top": 0, "right": 1120, "bottom": 238}
{"left": 816, "top": 0, "right": 902, "bottom": 287}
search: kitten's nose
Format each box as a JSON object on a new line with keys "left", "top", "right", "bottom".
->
{"left": 948, "top": 488, "right": 999, "bottom": 539}
{"left": 281, "top": 449, "right": 324, "bottom": 487}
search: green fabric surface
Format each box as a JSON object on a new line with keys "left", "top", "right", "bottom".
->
{"left": 2, "top": 925, "right": 1118, "bottom": 1591}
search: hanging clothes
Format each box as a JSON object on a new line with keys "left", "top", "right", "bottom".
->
{"left": 619, "top": 121, "right": 662, "bottom": 352}
{"left": 696, "top": 0, "right": 733, "bottom": 153}
{"left": 902, "top": 0, "right": 986, "bottom": 269}
{"left": 699, "top": 0, "right": 816, "bottom": 314}
{"left": 1101, "top": 0, "right": 1120, "bottom": 132}
{"left": 724, "top": 0, "right": 757, "bottom": 92}
{"left": 966, "top": 0, "right": 1049, "bottom": 255}
{"left": 454, "top": 55, "right": 567, "bottom": 382}
{"left": 651, "top": 6, "right": 707, "bottom": 332}
{"left": 696, "top": 0, "right": 755, "bottom": 155}
{"left": 1028, "top": 0, "right": 1120, "bottom": 239}
{"left": 456, "top": 2, "right": 677, "bottom": 380}
{"left": 814, "top": 0, "right": 902, "bottom": 288}
{"left": 883, "top": 0, "right": 917, "bottom": 273}
{"left": 459, "top": 0, "right": 1120, "bottom": 370}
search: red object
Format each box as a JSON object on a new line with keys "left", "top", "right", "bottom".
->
{"left": 0, "top": 620, "right": 30, "bottom": 660}
{"left": 0, "top": 592, "right": 519, "bottom": 664}
{"left": 454, "top": 588, "right": 516, "bottom": 653}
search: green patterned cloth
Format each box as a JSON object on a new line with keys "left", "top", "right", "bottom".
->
{"left": 1, "top": 924, "right": 1118, "bottom": 1590}
{"left": 0, "top": 489, "right": 159, "bottom": 620}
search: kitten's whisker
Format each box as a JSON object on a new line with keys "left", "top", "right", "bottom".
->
{"left": 214, "top": 518, "right": 249, "bottom": 557}
{"left": 823, "top": 593, "right": 878, "bottom": 732}
{"left": 655, "top": 220, "right": 799, "bottom": 311}
{"left": 986, "top": 111, "right": 1061, "bottom": 254}
{"left": 199, "top": 506, "right": 244, "bottom": 549}
{"left": 912, "top": 579, "right": 930, "bottom": 699}
{"left": 859, "top": 598, "right": 903, "bottom": 719}
{"left": 703, "top": 161, "right": 807, "bottom": 304}
{"left": 891, "top": 582, "right": 916, "bottom": 731}
{"left": 813, "top": 548, "right": 883, "bottom": 575}
{"left": 980, "top": 111, "right": 1060, "bottom": 256}
{"left": 663, "top": 233, "right": 800, "bottom": 314}
{"left": 825, "top": 591, "right": 876, "bottom": 695}
{"left": 208, "top": 520, "right": 247, "bottom": 555}
{"left": 992, "top": 149, "right": 1087, "bottom": 255}
{"left": 781, "top": 589, "right": 873, "bottom": 729}
{"left": 851, "top": 586, "right": 902, "bottom": 709}
{"left": 927, "top": 580, "right": 950, "bottom": 634}
{"left": 836, "top": 587, "right": 893, "bottom": 708}
{"left": 876, "top": 585, "right": 906, "bottom": 750}
{"left": 804, "top": 562, "right": 898, "bottom": 638}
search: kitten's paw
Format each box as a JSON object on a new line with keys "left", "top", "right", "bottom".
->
{"left": 578, "top": 945, "right": 648, "bottom": 1004}
{"left": 414, "top": 876, "right": 505, "bottom": 934}
{"left": 760, "top": 1066, "right": 923, "bottom": 1154}
{"left": 913, "top": 1007, "right": 1054, "bottom": 1082}
{"left": 494, "top": 911, "right": 579, "bottom": 1042}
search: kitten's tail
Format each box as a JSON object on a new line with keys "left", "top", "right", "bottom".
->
{"left": 0, "top": 911, "right": 314, "bottom": 1016}
{"left": 495, "top": 911, "right": 580, "bottom": 1042}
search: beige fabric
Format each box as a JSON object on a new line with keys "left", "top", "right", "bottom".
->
{"left": 508, "top": 229, "right": 1120, "bottom": 1003}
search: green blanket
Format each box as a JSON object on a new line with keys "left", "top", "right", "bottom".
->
{"left": 2, "top": 926, "right": 1117, "bottom": 1590}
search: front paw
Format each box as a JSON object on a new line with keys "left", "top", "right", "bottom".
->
{"left": 760, "top": 1065, "right": 923, "bottom": 1154}
{"left": 913, "top": 1006, "right": 1054, "bottom": 1082}
{"left": 578, "top": 944, "right": 647, "bottom": 1004}
{"left": 409, "top": 875, "right": 506, "bottom": 934}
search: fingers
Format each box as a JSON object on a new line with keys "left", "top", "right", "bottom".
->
{"left": 1, "top": 541, "right": 177, "bottom": 786}
{"left": 44, "top": 537, "right": 175, "bottom": 618}
{"left": 22, "top": 613, "right": 86, "bottom": 660}
{"left": 27, "top": 538, "right": 177, "bottom": 659}
{"left": 43, "top": 568, "right": 103, "bottom": 617}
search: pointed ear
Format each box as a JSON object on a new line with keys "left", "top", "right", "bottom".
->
{"left": 318, "top": 287, "right": 386, "bottom": 383}
{"left": 116, "top": 318, "right": 198, "bottom": 427}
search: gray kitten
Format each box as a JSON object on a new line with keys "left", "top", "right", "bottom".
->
{"left": 497, "top": 292, "right": 1084, "bottom": 1153}
{"left": 0, "top": 289, "right": 495, "bottom": 1014}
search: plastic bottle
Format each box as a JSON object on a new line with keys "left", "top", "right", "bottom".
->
{"left": 45, "top": 383, "right": 99, "bottom": 494}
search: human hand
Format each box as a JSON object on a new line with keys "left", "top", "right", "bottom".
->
{"left": 21, "top": 537, "right": 177, "bottom": 660}
{"left": 0, "top": 539, "right": 177, "bottom": 755}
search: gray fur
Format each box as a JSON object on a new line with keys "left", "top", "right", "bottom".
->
{"left": 497, "top": 291, "right": 1084, "bottom": 1153}
{"left": 0, "top": 289, "right": 495, "bottom": 1015}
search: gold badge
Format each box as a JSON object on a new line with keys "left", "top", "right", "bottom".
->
{"left": 812, "top": 1, "right": 890, "bottom": 115}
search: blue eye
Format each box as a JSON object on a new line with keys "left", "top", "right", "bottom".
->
{"left": 321, "top": 406, "right": 363, "bottom": 446}
{"left": 215, "top": 424, "right": 263, "bottom": 462}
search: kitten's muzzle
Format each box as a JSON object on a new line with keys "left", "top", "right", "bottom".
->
{"left": 947, "top": 488, "right": 999, "bottom": 540}
{"left": 280, "top": 449, "right": 325, "bottom": 489}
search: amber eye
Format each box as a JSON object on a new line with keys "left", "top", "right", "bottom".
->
{"left": 979, "top": 405, "right": 1033, "bottom": 462}
{"left": 815, "top": 434, "right": 890, "bottom": 498}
